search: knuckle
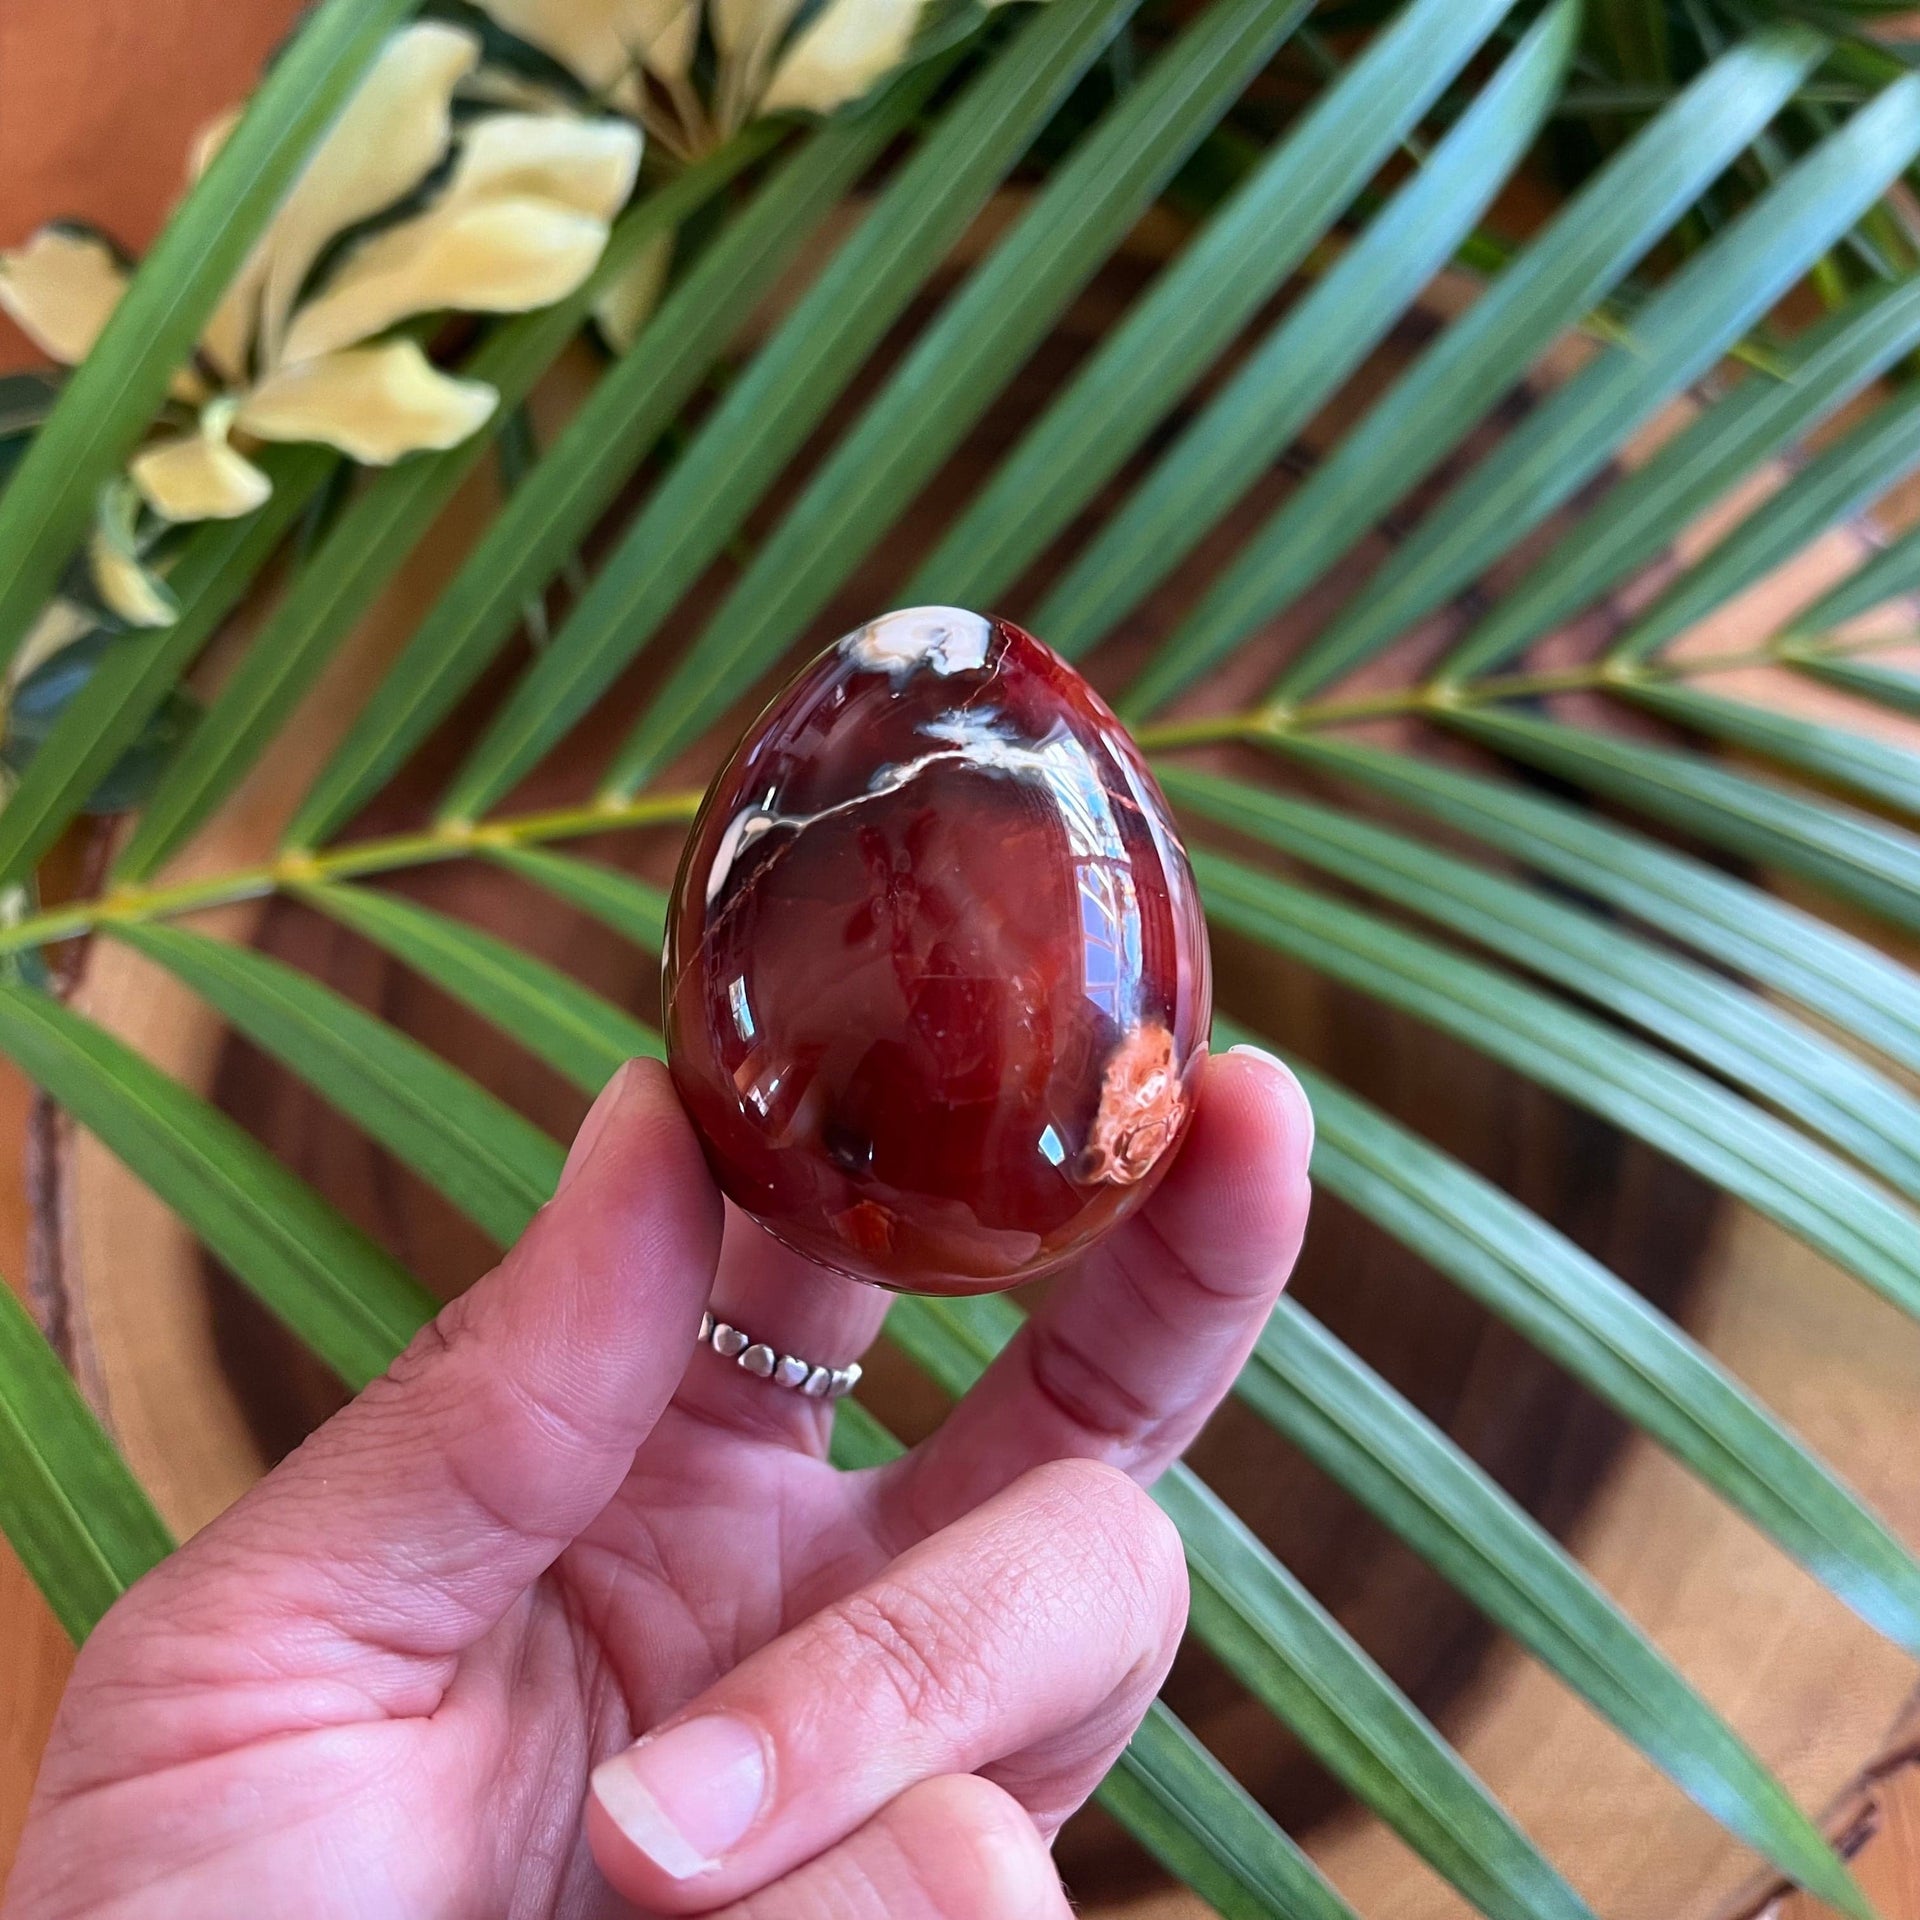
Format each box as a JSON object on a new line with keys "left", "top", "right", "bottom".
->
{"left": 372, "top": 1289, "right": 474, "bottom": 1398}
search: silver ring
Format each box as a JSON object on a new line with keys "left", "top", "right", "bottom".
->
{"left": 698, "top": 1310, "right": 864, "bottom": 1400}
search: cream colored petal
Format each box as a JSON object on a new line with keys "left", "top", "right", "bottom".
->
{"left": 441, "top": 112, "right": 641, "bottom": 221}
{"left": 476, "top": 0, "right": 700, "bottom": 87}
{"left": 191, "top": 109, "right": 263, "bottom": 382}
{"left": 237, "top": 340, "right": 497, "bottom": 464}
{"left": 131, "top": 432, "right": 273, "bottom": 523}
{"left": 88, "top": 535, "right": 177, "bottom": 628}
{"left": 257, "top": 22, "right": 480, "bottom": 359}
{"left": 10, "top": 600, "right": 97, "bottom": 687}
{"left": 760, "top": 0, "right": 925, "bottom": 116}
{"left": 280, "top": 197, "right": 609, "bottom": 363}
{"left": 592, "top": 227, "right": 671, "bottom": 351}
{"left": 0, "top": 226, "right": 127, "bottom": 365}
{"left": 711, "top": 0, "right": 806, "bottom": 56}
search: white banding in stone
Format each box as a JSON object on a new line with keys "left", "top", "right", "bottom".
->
{"left": 842, "top": 605, "right": 992, "bottom": 679}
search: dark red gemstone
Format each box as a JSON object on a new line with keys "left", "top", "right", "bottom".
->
{"left": 664, "top": 608, "right": 1211, "bottom": 1294}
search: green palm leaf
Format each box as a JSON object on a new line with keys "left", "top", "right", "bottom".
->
{"left": 112, "top": 921, "right": 562, "bottom": 1243}
{"left": 1273, "top": 733, "right": 1920, "bottom": 1075}
{"left": 1279, "top": 69, "right": 1920, "bottom": 699}
{"left": 1450, "top": 705, "right": 1920, "bottom": 935}
{"left": 1607, "top": 383, "right": 1920, "bottom": 666}
{"left": 10, "top": 0, "right": 1920, "bottom": 1908}
{"left": 1441, "top": 277, "right": 1920, "bottom": 684}
{"left": 1196, "top": 846, "right": 1920, "bottom": 1319}
{"left": 909, "top": 0, "right": 1530, "bottom": 614}
{"left": 1033, "top": 0, "right": 1573, "bottom": 657}
{"left": 0, "top": 984, "right": 432, "bottom": 1386}
{"left": 1165, "top": 765, "right": 1920, "bottom": 1199}
{"left": 1276, "top": 1045, "right": 1920, "bottom": 1655}
{"left": 295, "top": 881, "right": 659, "bottom": 1093}
{"left": 436, "top": 0, "right": 1146, "bottom": 823}
{"left": 597, "top": 0, "right": 1312, "bottom": 796}
{"left": 0, "top": 1282, "right": 173, "bottom": 1641}
{"left": 1625, "top": 682, "right": 1920, "bottom": 816}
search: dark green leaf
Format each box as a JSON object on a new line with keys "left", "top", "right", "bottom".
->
{"left": 0, "top": 981, "right": 432, "bottom": 1387}
{"left": 1449, "top": 704, "right": 1920, "bottom": 937}
{"left": 480, "top": 845, "right": 668, "bottom": 951}
{"left": 1102, "top": 1704, "right": 1362, "bottom": 1920}
{"left": 1034, "top": 0, "right": 1572, "bottom": 659}
{"left": 0, "top": 1281, "right": 172, "bottom": 1642}
{"left": 1164, "top": 764, "right": 1920, "bottom": 1201}
{"left": 1625, "top": 680, "right": 1920, "bottom": 817}
{"left": 1237, "top": 1031, "right": 1920, "bottom": 1657}
{"left": 113, "top": 922, "right": 561, "bottom": 1245}
{"left": 1609, "top": 382, "right": 1920, "bottom": 663}
{"left": 1798, "top": 652, "right": 1920, "bottom": 720}
{"left": 1243, "top": 1299, "right": 1869, "bottom": 1916}
{"left": 1280, "top": 66, "right": 1920, "bottom": 700}
{"left": 295, "top": 882, "right": 658, "bottom": 1094}
{"left": 908, "top": 0, "right": 1523, "bottom": 612}
{"left": 1792, "top": 517, "right": 1920, "bottom": 630}
{"left": 602, "top": 0, "right": 1316, "bottom": 796}
{"left": 438, "top": 0, "right": 1143, "bottom": 821}
{"left": 1194, "top": 846, "right": 1920, "bottom": 1321}
{"left": 1272, "top": 731, "right": 1920, "bottom": 1076}
{"left": 1128, "top": 25, "right": 1832, "bottom": 713}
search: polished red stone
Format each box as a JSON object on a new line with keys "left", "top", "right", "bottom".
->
{"left": 664, "top": 608, "right": 1211, "bottom": 1293}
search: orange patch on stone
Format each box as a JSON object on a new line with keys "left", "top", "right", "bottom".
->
{"left": 1081, "top": 1020, "right": 1184, "bottom": 1186}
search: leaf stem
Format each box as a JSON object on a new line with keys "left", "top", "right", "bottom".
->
{"left": 1132, "top": 628, "right": 1914, "bottom": 751}
{"left": 7, "top": 628, "right": 1911, "bottom": 956}
{"left": 0, "top": 790, "right": 702, "bottom": 957}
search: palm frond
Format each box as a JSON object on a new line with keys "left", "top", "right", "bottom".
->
{"left": 8, "top": 1, "right": 1920, "bottom": 1912}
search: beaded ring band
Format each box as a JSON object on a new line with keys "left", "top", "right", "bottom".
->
{"left": 698, "top": 1310, "right": 864, "bottom": 1400}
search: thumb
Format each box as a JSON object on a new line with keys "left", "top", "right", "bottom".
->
{"left": 156, "top": 1057, "right": 722, "bottom": 1661}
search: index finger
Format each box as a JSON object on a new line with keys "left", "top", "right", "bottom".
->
{"left": 885, "top": 1046, "right": 1312, "bottom": 1535}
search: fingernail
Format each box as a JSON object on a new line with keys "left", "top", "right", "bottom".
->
{"left": 1228, "top": 1043, "right": 1315, "bottom": 1157}
{"left": 590, "top": 1714, "right": 768, "bottom": 1879}
{"left": 558, "top": 1060, "right": 634, "bottom": 1197}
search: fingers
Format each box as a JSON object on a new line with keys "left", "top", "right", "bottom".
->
{"left": 585, "top": 1458, "right": 1186, "bottom": 1912}
{"left": 894, "top": 1047, "right": 1312, "bottom": 1531}
{"left": 714, "top": 1777, "right": 1071, "bottom": 1920}
{"left": 670, "top": 1204, "right": 892, "bottom": 1448}
{"left": 150, "top": 1058, "right": 722, "bottom": 1666}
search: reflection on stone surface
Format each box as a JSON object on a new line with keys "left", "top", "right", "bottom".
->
{"left": 665, "top": 609, "right": 1212, "bottom": 1294}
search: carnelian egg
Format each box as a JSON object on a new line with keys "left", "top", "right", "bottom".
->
{"left": 664, "top": 608, "right": 1211, "bottom": 1294}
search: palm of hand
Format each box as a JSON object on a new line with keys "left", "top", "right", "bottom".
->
{"left": 5, "top": 1054, "right": 1309, "bottom": 1920}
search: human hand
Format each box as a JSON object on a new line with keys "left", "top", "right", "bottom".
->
{"left": 3, "top": 1049, "right": 1311, "bottom": 1919}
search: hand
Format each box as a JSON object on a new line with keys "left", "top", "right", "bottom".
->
{"left": 4, "top": 1049, "right": 1311, "bottom": 1919}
